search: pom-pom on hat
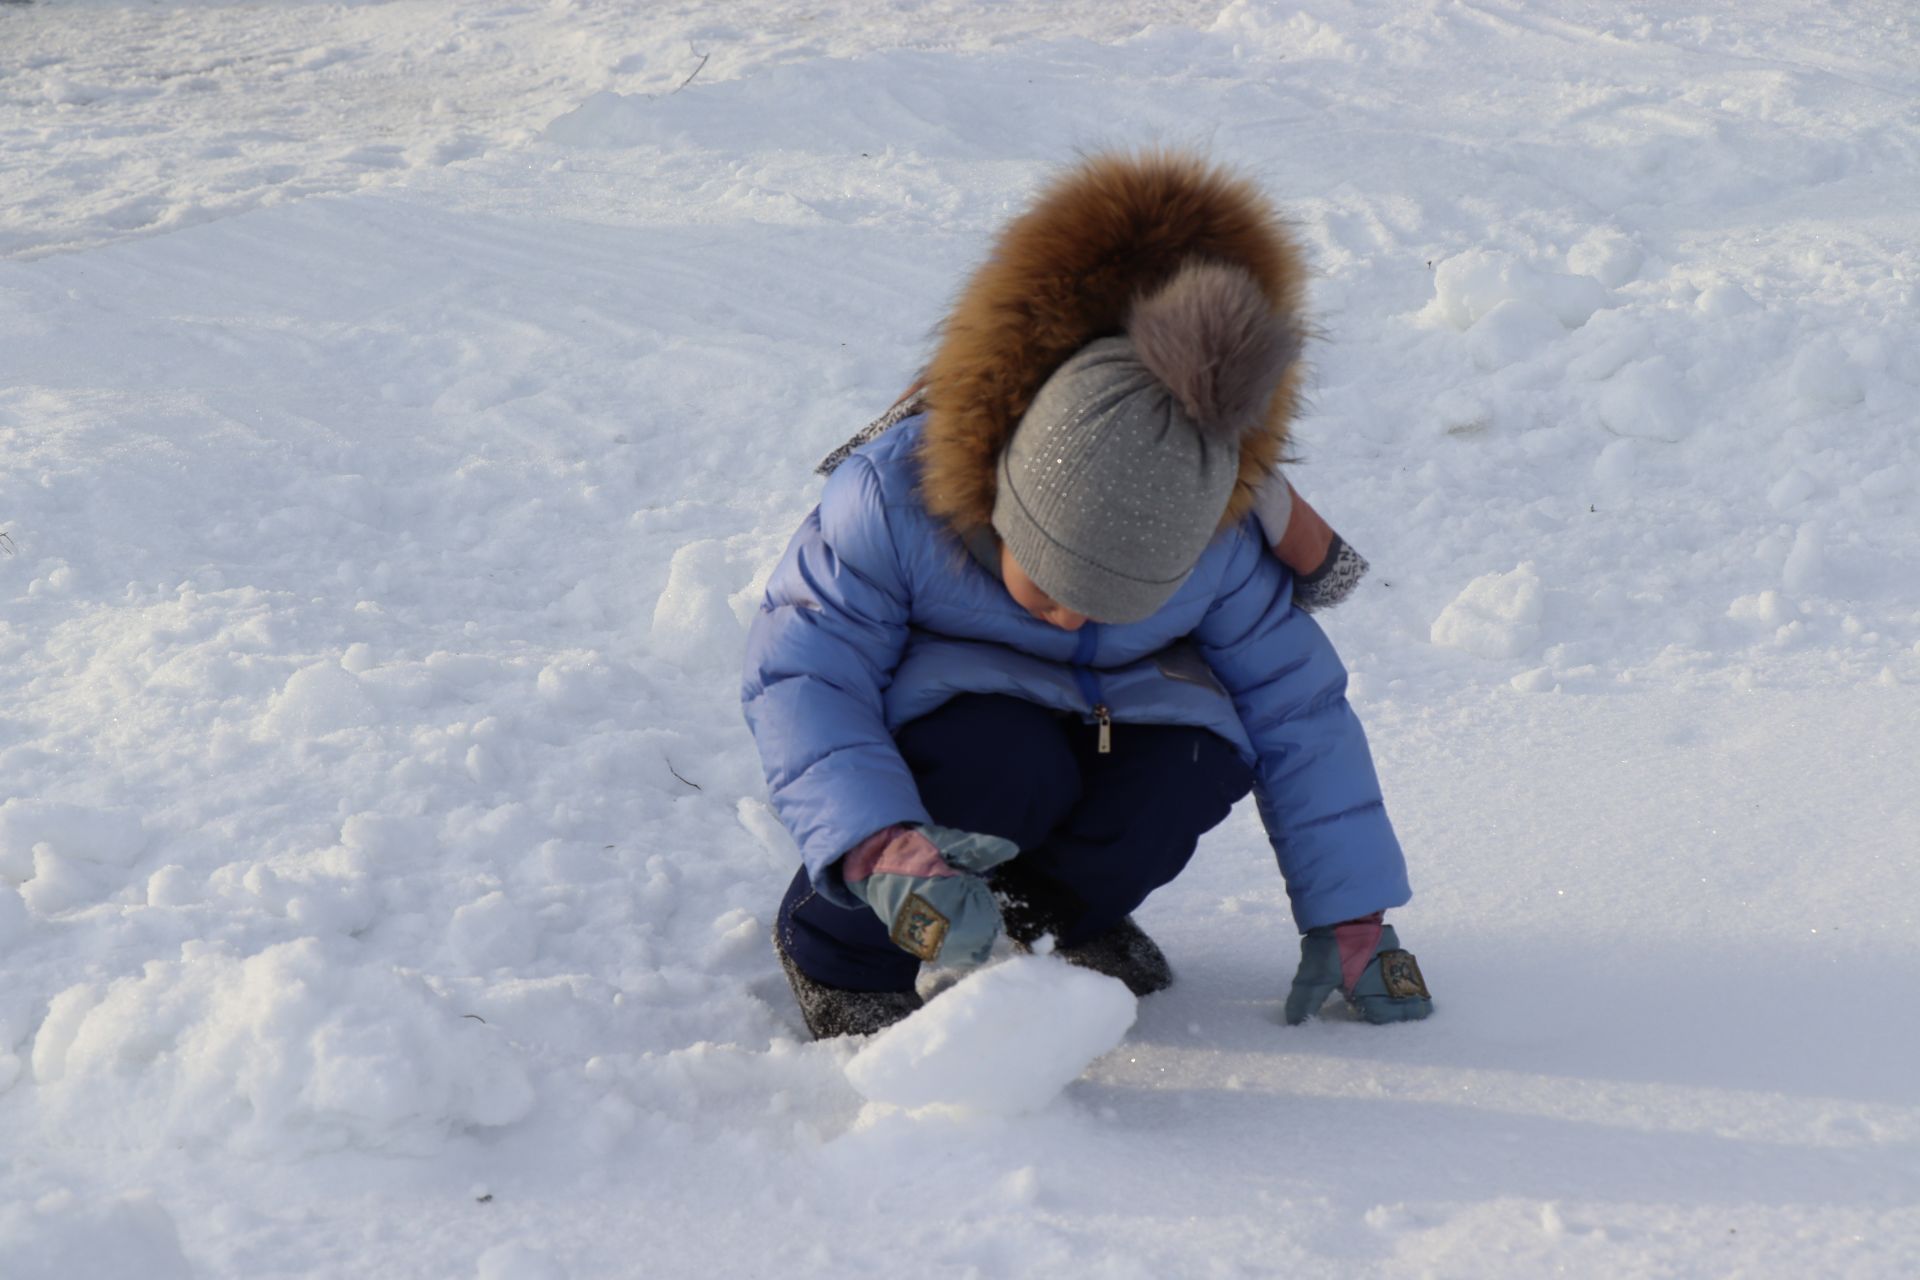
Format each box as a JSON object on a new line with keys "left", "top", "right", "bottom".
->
{"left": 990, "top": 261, "right": 1300, "bottom": 624}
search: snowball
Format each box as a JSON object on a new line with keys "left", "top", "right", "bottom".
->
{"left": 265, "top": 662, "right": 379, "bottom": 737}
{"left": 0, "top": 800, "right": 148, "bottom": 882}
{"left": 1597, "top": 356, "right": 1691, "bottom": 442}
{"left": 1430, "top": 563, "right": 1545, "bottom": 660}
{"left": 477, "top": 1242, "right": 570, "bottom": 1280}
{"left": 845, "top": 955, "right": 1135, "bottom": 1115}
{"left": 31, "top": 938, "right": 533, "bottom": 1155}
{"left": 0, "top": 1191, "right": 192, "bottom": 1280}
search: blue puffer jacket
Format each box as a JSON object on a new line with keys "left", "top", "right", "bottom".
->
{"left": 741, "top": 416, "right": 1410, "bottom": 930}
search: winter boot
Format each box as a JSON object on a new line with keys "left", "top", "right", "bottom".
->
{"left": 993, "top": 872, "right": 1173, "bottom": 997}
{"left": 771, "top": 923, "right": 922, "bottom": 1040}
{"left": 1049, "top": 917, "right": 1174, "bottom": 997}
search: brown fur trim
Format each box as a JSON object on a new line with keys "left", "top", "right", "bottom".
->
{"left": 918, "top": 150, "right": 1308, "bottom": 538}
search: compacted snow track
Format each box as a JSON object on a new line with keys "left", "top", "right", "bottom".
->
{"left": 2, "top": 2, "right": 1917, "bottom": 1276}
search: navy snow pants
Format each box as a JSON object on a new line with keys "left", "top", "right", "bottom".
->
{"left": 777, "top": 693, "right": 1256, "bottom": 992}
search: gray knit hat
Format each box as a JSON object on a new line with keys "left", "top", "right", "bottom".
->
{"left": 991, "top": 262, "right": 1300, "bottom": 623}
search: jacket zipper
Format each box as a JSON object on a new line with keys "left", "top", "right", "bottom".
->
{"left": 1070, "top": 624, "right": 1112, "bottom": 754}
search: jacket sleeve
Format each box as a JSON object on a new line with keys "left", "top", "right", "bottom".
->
{"left": 741, "top": 455, "right": 931, "bottom": 907}
{"left": 1194, "top": 527, "right": 1412, "bottom": 931}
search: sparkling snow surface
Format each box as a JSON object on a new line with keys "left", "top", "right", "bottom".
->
{"left": 3, "top": 1, "right": 1918, "bottom": 1276}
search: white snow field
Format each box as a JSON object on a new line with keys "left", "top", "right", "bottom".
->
{"left": 3, "top": 0, "right": 1918, "bottom": 1274}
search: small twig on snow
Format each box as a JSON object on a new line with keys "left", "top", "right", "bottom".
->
{"left": 0, "top": 531, "right": 14, "bottom": 556}
{"left": 667, "top": 760, "right": 702, "bottom": 791}
{"left": 674, "top": 48, "right": 710, "bottom": 93}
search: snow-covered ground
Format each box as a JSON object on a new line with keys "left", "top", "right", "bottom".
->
{"left": 3, "top": 1, "right": 1917, "bottom": 1275}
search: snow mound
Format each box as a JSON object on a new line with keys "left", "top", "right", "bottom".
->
{"left": 263, "top": 662, "right": 380, "bottom": 737}
{"left": 1430, "top": 564, "right": 1546, "bottom": 660}
{"left": 0, "top": 1190, "right": 192, "bottom": 1280}
{"left": 543, "top": 91, "right": 669, "bottom": 149}
{"left": 32, "top": 938, "right": 534, "bottom": 1157}
{"left": 1424, "top": 250, "right": 1609, "bottom": 333}
{"left": 845, "top": 956, "right": 1135, "bottom": 1115}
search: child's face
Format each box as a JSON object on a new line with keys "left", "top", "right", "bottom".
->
{"left": 1000, "top": 543, "right": 1090, "bottom": 632}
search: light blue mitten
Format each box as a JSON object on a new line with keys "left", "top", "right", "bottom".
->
{"left": 842, "top": 823, "right": 1019, "bottom": 967}
{"left": 1284, "top": 914, "right": 1433, "bottom": 1026}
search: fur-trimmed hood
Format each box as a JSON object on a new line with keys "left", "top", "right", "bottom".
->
{"left": 918, "top": 150, "right": 1309, "bottom": 539}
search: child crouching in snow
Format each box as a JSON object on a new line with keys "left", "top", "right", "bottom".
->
{"left": 743, "top": 151, "right": 1432, "bottom": 1039}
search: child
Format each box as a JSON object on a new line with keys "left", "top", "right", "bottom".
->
{"left": 743, "top": 151, "right": 1432, "bottom": 1039}
{"left": 820, "top": 388, "right": 1371, "bottom": 616}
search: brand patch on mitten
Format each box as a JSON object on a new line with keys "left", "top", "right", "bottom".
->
{"left": 891, "top": 892, "right": 950, "bottom": 962}
{"left": 1377, "top": 949, "right": 1429, "bottom": 1000}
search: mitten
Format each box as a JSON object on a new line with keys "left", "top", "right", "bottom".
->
{"left": 1250, "top": 468, "right": 1370, "bottom": 613}
{"left": 842, "top": 823, "right": 1018, "bottom": 967}
{"left": 1284, "top": 912, "right": 1433, "bottom": 1025}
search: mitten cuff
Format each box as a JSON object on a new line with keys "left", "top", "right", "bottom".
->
{"left": 1293, "top": 534, "right": 1369, "bottom": 613}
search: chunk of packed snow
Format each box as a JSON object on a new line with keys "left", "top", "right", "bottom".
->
{"left": 1430, "top": 564, "right": 1546, "bottom": 660}
{"left": 845, "top": 956, "right": 1135, "bottom": 1115}
{"left": 1424, "top": 250, "right": 1609, "bottom": 331}
{"left": 264, "top": 662, "right": 380, "bottom": 737}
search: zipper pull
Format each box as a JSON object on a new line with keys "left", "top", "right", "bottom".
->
{"left": 1093, "top": 704, "right": 1112, "bottom": 755}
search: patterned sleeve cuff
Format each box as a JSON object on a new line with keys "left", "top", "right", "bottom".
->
{"left": 1293, "top": 534, "right": 1369, "bottom": 613}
